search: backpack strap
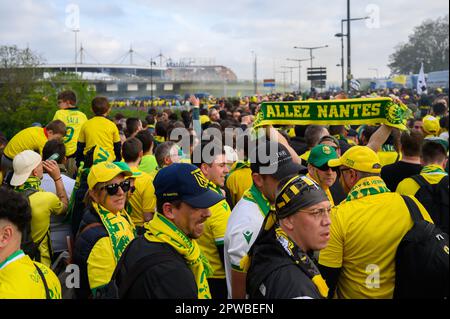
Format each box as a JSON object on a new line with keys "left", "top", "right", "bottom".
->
{"left": 116, "top": 250, "right": 175, "bottom": 298}
{"left": 79, "top": 222, "right": 103, "bottom": 236}
{"left": 410, "top": 174, "right": 429, "bottom": 188}
{"left": 401, "top": 195, "right": 424, "bottom": 223}
{"left": 34, "top": 263, "right": 50, "bottom": 299}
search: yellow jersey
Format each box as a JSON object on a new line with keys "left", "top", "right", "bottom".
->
{"left": 196, "top": 183, "right": 231, "bottom": 279}
{"left": 225, "top": 162, "right": 252, "bottom": 208}
{"left": 3, "top": 127, "right": 47, "bottom": 159}
{"left": 319, "top": 178, "right": 432, "bottom": 299}
{"left": 53, "top": 108, "right": 88, "bottom": 156}
{"left": 29, "top": 191, "right": 66, "bottom": 267}
{"left": 87, "top": 213, "right": 135, "bottom": 292}
{"left": 396, "top": 165, "right": 447, "bottom": 196}
{"left": 0, "top": 250, "right": 61, "bottom": 299}
{"left": 78, "top": 116, "right": 121, "bottom": 163}
{"left": 128, "top": 167, "right": 156, "bottom": 227}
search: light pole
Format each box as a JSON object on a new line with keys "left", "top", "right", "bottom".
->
{"left": 281, "top": 66, "right": 296, "bottom": 88}
{"left": 293, "top": 45, "right": 328, "bottom": 91}
{"left": 72, "top": 28, "right": 79, "bottom": 73}
{"left": 335, "top": 16, "right": 369, "bottom": 91}
{"left": 369, "top": 68, "right": 379, "bottom": 79}
{"left": 251, "top": 51, "right": 257, "bottom": 95}
{"left": 277, "top": 71, "right": 288, "bottom": 93}
{"left": 150, "top": 58, "right": 156, "bottom": 107}
{"left": 286, "top": 57, "right": 313, "bottom": 93}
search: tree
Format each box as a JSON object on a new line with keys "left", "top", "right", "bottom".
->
{"left": 388, "top": 15, "right": 449, "bottom": 75}
{"left": 0, "top": 46, "right": 96, "bottom": 139}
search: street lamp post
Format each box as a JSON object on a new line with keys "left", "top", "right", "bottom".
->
{"left": 277, "top": 71, "right": 288, "bottom": 93}
{"left": 369, "top": 68, "right": 379, "bottom": 79}
{"left": 293, "top": 45, "right": 328, "bottom": 91}
{"left": 150, "top": 58, "right": 156, "bottom": 107}
{"left": 334, "top": 16, "right": 369, "bottom": 91}
{"left": 251, "top": 51, "right": 257, "bottom": 95}
{"left": 286, "top": 57, "right": 313, "bottom": 93}
{"left": 281, "top": 66, "right": 296, "bottom": 88}
{"left": 72, "top": 29, "right": 79, "bottom": 73}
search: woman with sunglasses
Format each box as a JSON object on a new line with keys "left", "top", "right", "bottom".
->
{"left": 72, "top": 162, "right": 136, "bottom": 299}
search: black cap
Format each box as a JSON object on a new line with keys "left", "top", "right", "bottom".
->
{"left": 249, "top": 141, "right": 306, "bottom": 180}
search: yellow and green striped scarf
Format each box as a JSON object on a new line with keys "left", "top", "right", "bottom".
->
{"left": 144, "top": 212, "right": 212, "bottom": 299}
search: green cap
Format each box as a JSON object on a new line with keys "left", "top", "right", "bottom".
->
{"left": 113, "top": 161, "right": 141, "bottom": 178}
{"left": 308, "top": 144, "right": 339, "bottom": 168}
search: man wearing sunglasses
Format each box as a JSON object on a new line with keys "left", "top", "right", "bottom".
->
{"left": 307, "top": 144, "right": 340, "bottom": 206}
{"left": 318, "top": 146, "right": 433, "bottom": 299}
{"left": 72, "top": 161, "right": 136, "bottom": 299}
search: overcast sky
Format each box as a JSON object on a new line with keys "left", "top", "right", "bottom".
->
{"left": 0, "top": 0, "right": 448, "bottom": 85}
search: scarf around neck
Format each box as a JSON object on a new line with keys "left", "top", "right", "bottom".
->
{"left": 92, "top": 202, "right": 135, "bottom": 262}
{"left": 144, "top": 212, "right": 212, "bottom": 299}
{"left": 242, "top": 183, "right": 272, "bottom": 217}
{"left": 346, "top": 176, "right": 390, "bottom": 202}
{"left": 14, "top": 176, "right": 42, "bottom": 193}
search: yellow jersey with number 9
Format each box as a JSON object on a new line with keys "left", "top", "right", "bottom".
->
{"left": 53, "top": 108, "right": 88, "bottom": 157}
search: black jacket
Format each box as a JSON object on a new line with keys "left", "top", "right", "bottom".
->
{"left": 246, "top": 226, "right": 324, "bottom": 299}
{"left": 114, "top": 236, "right": 198, "bottom": 299}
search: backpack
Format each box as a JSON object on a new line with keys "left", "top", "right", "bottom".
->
{"left": 94, "top": 242, "right": 174, "bottom": 299}
{"left": 394, "top": 195, "right": 449, "bottom": 299}
{"left": 410, "top": 174, "right": 449, "bottom": 234}
{"left": 21, "top": 189, "right": 45, "bottom": 262}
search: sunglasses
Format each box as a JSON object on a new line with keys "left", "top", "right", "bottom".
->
{"left": 314, "top": 164, "right": 339, "bottom": 172}
{"left": 101, "top": 180, "right": 131, "bottom": 196}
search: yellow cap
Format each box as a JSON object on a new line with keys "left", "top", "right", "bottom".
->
{"left": 200, "top": 115, "right": 211, "bottom": 125}
{"left": 87, "top": 162, "right": 133, "bottom": 190}
{"left": 422, "top": 115, "right": 440, "bottom": 136}
{"left": 328, "top": 146, "right": 382, "bottom": 173}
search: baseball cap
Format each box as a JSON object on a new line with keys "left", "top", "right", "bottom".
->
{"left": 113, "top": 161, "right": 141, "bottom": 178}
{"left": 275, "top": 175, "right": 329, "bottom": 219}
{"left": 308, "top": 144, "right": 339, "bottom": 168}
{"left": 153, "top": 163, "right": 224, "bottom": 208}
{"left": 88, "top": 161, "right": 133, "bottom": 190}
{"left": 249, "top": 141, "right": 306, "bottom": 180}
{"left": 328, "top": 146, "right": 382, "bottom": 173}
{"left": 10, "top": 150, "right": 42, "bottom": 186}
{"left": 422, "top": 115, "right": 441, "bottom": 136}
{"left": 424, "top": 137, "right": 449, "bottom": 152}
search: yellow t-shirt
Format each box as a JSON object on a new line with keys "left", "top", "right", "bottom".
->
{"left": 3, "top": 127, "right": 47, "bottom": 159}
{"left": 78, "top": 116, "right": 120, "bottom": 163}
{"left": 87, "top": 212, "right": 135, "bottom": 291}
{"left": 196, "top": 184, "right": 231, "bottom": 279}
{"left": 225, "top": 163, "right": 252, "bottom": 208}
{"left": 53, "top": 109, "right": 88, "bottom": 157}
{"left": 318, "top": 187, "right": 432, "bottom": 299}
{"left": 128, "top": 167, "right": 156, "bottom": 227}
{"left": 0, "top": 250, "right": 61, "bottom": 299}
{"left": 29, "top": 191, "right": 66, "bottom": 267}
{"left": 396, "top": 172, "right": 447, "bottom": 196}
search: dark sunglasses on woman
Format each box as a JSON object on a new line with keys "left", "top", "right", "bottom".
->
{"left": 101, "top": 179, "right": 132, "bottom": 196}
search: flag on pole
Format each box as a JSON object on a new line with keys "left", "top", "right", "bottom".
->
{"left": 350, "top": 79, "right": 361, "bottom": 91}
{"left": 417, "top": 62, "right": 427, "bottom": 95}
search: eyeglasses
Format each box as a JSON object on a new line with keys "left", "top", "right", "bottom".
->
{"left": 314, "top": 164, "right": 339, "bottom": 172}
{"left": 101, "top": 180, "right": 131, "bottom": 196}
{"left": 298, "top": 206, "right": 333, "bottom": 219}
{"left": 339, "top": 168, "right": 351, "bottom": 174}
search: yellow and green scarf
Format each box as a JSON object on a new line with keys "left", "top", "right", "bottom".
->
{"left": 421, "top": 164, "right": 447, "bottom": 175}
{"left": 144, "top": 212, "right": 212, "bottom": 299}
{"left": 242, "top": 183, "right": 272, "bottom": 217}
{"left": 240, "top": 212, "right": 329, "bottom": 298}
{"left": 92, "top": 202, "right": 136, "bottom": 262}
{"left": 253, "top": 97, "right": 411, "bottom": 130}
{"left": 346, "top": 176, "right": 390, "bottom": 202}
{"left": 14, "top": 176, "right": 42, "bottom": 193}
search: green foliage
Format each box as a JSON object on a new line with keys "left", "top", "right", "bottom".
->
{"left": 0, "top": 45, "right": 96, "bottom": 139}
{"left": 388, "top": 15, "right": 449, "bottom": 75}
